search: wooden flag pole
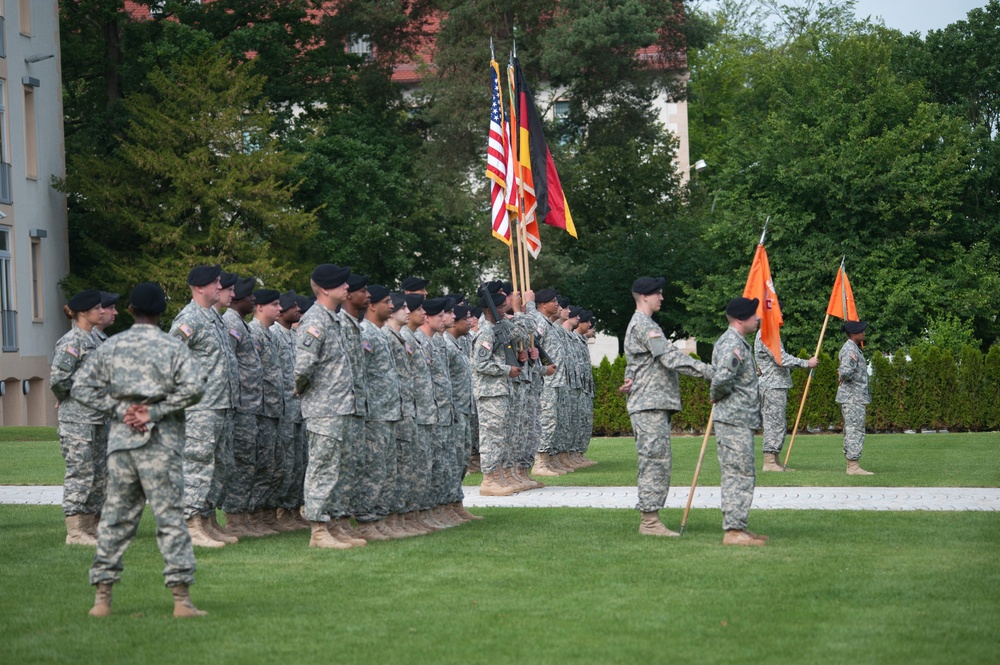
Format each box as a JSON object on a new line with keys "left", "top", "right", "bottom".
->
{"left": 680, "top": 406, "right": 714, "bottom": 536}
{"left": 783, "top": 313, "right": 831, "bottom": 467}
{"left": 507, "top": 59, "right": 529, "bottom": 301}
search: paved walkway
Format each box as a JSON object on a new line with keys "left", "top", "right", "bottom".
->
{"left": 3, "top": 485, "right": 998, "bottom": 511}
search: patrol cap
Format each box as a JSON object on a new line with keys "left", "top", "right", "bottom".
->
{"left": 234, "top": 277, "right": 257, "bottom": 300}
{"left": 478, "top": 291, "right": 505, "bottom": 309}
{"left": 311, "top": 264, "right": 351, "bottom": 289}
{"left": 842, "top": 320, "right": 868, "bottom": 334}
{"left": 557, "top": 296, "right": 571, "bottom": 308}
{"left": 422, "top": 298, "right": 448, "bottom": 316}
{"left": 404, "top": 294, "right": 425, "bottom": 311}
{"left": 389, "top": 292, "right": 408, "bottom": 312}
{"left": 68, "top": 289, "right": 102, "bottom": 312}
{"left": 278, "top": 290, "right": 298, "bottom": 312}
{"left": 219, "top": 271, "right": 238, "bottom": 289}
{"left": 368, "top": 284, "right": 390, "bottom": 303}
{"left": 129, "top": 282, "right": 167, "bottom": 315}
{"left": 401, "top": 276, "right": 429, "bottom": 291}
{"left": 296, "top": 295, "right": 314, "bottom": 313}
{"left": 726, "top": 297, "right": 759, "bottom": 320}
{"left": 254, "top": 289, "right": 280, "bottom": 306}
{"left": 187, "top": 264, "right": 222, "bottom": 287}
{"left": 567, "top": 305, "right": 582, "bottom": 319}
{"left": 454, "top": 304, "right": 470, "bottom": 319}
{"left": 631, "top": 276, "right": 665, "bottom": 295}
{"left": 536, "top": 288, "right": 558, "bottom": 304}
{"left": 347, "top": 273, "right": 369, "bottom": 293}
{"left": 100, "top": 291, "right": 121, "bottom": 308}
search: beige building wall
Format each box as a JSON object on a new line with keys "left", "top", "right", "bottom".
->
{"left": 0, "top": 1, "right": 70, "bottom": 426}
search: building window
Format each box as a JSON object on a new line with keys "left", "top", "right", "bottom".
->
{"left": 18, "top": 0, "right": 30, "bottom": 36}
{"left": 348, "top": 36, "right": 372, "bottom": 59}
{"left": 0, "top": 15, "right": 7, "bottom": 58}
{"left": 554, "top": 100, "right": 571, "bottom": 120}
{"left": 23, "top": 85, "right": 35, "bottom": 179}
{"left": 30, "top": 237, "right": 41, "bottom": 321}
{"left": 0, "top": 80, "right": 9, "bottom": 204}
{"left": 0, "top": 226, "right": 16, "bottom": 352}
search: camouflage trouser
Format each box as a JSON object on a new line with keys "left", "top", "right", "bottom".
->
{"left": 476, "top": 395, "right": 509, "bottom": 475}
{"left": 448, "top": 412, "right": 471, "bottom": 503}
{"left": 302, "top": 416, "right": 349, "bottom": 522}
{"left": 276, "top": 419, "right": 304, "bottom": 510}
{"left": 374, "top": 421, "right": 400, "bottom": 515}
{"left": 539, "top": 385, "right": 564, "bottom": 455}
{"left": 338, "top": 415, "right": 365, "bottom": 518}
{"left": 414, "top": 423, "right": 435, "bottom": 510}
{"left": 760, "top": 389, "right": 790, "bottom": 454}
{"left": 519, "top": 380, "right": 543, "bottom": 468}
{"left": 431, "top": 417, "right": 454, "bottom": 506}
{"left": 251, "top": 416, "right": 281, "bottom": 511}
{"left": 579, "top": 392, "right": 594, "bottom": 454}
{"left": 631, "top": 410, "right": 673, "bottom": 513}
{"left": 470, "top": 411, "right": 480, "bottom": 457}
{"left": 507, "top": 380, "right": 529, "bottom": 468}
{"left": 182, "top": 409, "right": 230, "bottom": 519}
{"left": 58, "top": 421, "right": 107, "bottom": 517}
{"left": 841, "top": 402, "right": 867, "bottom": 460}
{"left": 222, "top": 412, "right": 258, "bottom": 513}
{"left": 715, "top": 422, "right": 756, "bottom": 531}
{"left": 90, "top": 435, "right": 195, "bottom": 588}
{"left": 206, "top": 409, "right": 234, "bottom": 513}
{"left": 355, "top": 419, "right": 393, "bottom": 522}
{"left": 392, "top": 417, "right": 416, "bottom": 513}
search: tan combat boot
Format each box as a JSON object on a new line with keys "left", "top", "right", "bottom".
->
{"left": 762, "top": 452, "right": 785, "bottom": 472}
{"left": 400, "top": 512, "right": 425, "bottom": 535}
{"left": 479, "top": 470, "right": 516, "bottom": 497}
{"left": 186, "top": 515, "right": 225, "bottom": 548}
{"left": 467, "top": 453, "right": 482, "bottom": 474}
{"left": 639, "top": 511, "right": 680, "bottom": 537}
{"left": 309, "top": 521, "right": 352, "bottom": 549}
{"left": 224, "top": 513, "right": 253, "bottom": 538}
{"left": 66, "top": 515, "right": 98, "bottom": 546}
{"left": 555, "top": 453, "right": 577, "bottom": 472}
{"left": 452, "top": 501, "right": 483, "bottom": 521}
{"left": 331, "top": 518, "right": 368, "bottom": 546}
{"left": 444, "top": 503, "right": 470, "bottom": 524}
{"left": 171, "top": 584, "right": 207, "bottom": 617}
{"left": 252, "top": 510, "right": 281, "bottom": 536}
{"left": 83, "top": 513, "right": 100, "bottom": 538}
{"left": 88, "top": 583, "right": 112, "bottom": 617}
{"left": 432, "top": 505, "right": 456, "bottom": 527}
{"left": 846, "top": 460, "right": 874, "bottom": 476}
{"left": 520, "top": 467, "right": 545, "bottom": 489}
{"left": 578, "top": 453, "right": 599, "bottom": 468}
{"left": 354, "top": 521, "right": 390, "bottom": 541}
{"left": 503, "top": 467, "right": 525, "bottom": 493}
{"left": 531, "top": 453, "right": 562, "bottom": 477}
{"left": 205, "top": 512, "right": 239, "bottom": 543}
{"left": 722, "top": 529, "right": 767, "bottom": 546}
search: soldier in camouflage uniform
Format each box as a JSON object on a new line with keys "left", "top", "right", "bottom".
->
{"left": 295, "top": 264, "right": 364, "bottom": 549}
{"left": 249, "top": 290, "right": 289, "bottom": 532}
{"left": 50, "top": 290, "right": 106, "bottom": 546}
{"left": 271, "top": 291, "right": 306, "bottom": 527}
{"left": 71, "top": 282, "right": 208, "bottom": 618}
{"left": 711, "top": 297, "right": 766, "bottom": 547}
{"left": 755, "top": 329, "right": 818, "bottom": 472}
{"left": 92, "top": 291, "right": 119, "bottom": 346}
{"left": 837, "top": 320, "right": 874, "bottom": 475}
{"left": 445, "top": 303, "right": 482, "bottom": 520}
{"left": 402, "top": 294, "right": 440, "bottom": 532}
{"left": 620, "top": 277, "right": 713, "bottom": 536}
{"left": 525, "top": 289, "right": 566, "bottom": 477}
{"left": 572, "top": 310, "right": 597, "bottom": 467}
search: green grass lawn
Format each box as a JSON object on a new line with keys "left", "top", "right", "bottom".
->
{"left": 3, "top": 427, "right": 999, "bottom": 488}
{"left": 1, "top": 505, "right": 997, "bottom": 665}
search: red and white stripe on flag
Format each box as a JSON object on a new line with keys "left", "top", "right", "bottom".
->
{"left": 487, "top": 60, "right": 511, "bottom": 245}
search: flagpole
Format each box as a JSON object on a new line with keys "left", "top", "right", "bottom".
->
{"left": 508, "top": 55, "right": 530, "bottom": 298}
{"left": 784, "top": 256, "right": 845, "bottom": 467}
{"left": 759, "top": 215, "right": 770, "bottom": 246}
{"left": 680, "top": 406, "right": 714, "bottom": 536}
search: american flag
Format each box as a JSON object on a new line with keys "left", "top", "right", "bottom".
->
{"left": 487, "top": 60, "right": 512, "bottom": 245}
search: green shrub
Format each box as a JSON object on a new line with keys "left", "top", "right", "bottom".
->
{"left": 956, "top": 345, "right": 985, "bottom": 431}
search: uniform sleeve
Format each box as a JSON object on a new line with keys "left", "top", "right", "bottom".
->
{"left": 780, "top": 347, "right": 810, "bottom": 370}
{"left": 49, "top": 339, "right": 80, "bottom": 402}
{"left": 473, "top": 333, "right": 509, "bottom": 377}
{"left": 69, "top": 349, "right": 116, "bottom": 416}
{"left": 147, "top": 346, "right": 206, "bottom": 422}
{"left": 659, "top": 344, "right": 714, "bottom": 380}
{"left": 294, "top": 323, "right": 325, "bottom": 395}
{"left": 838, "top": 347, "right": 861, "bottom": 382}
{"left": 710, "top": 337, "right": 744, "bottom": 402}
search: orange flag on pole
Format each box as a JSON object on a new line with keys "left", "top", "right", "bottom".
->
{"left": 826, "top": 262, "right": 859, "bottom": 321}
{"left": 743, "top": 244, "right": 784, "bottom": 365}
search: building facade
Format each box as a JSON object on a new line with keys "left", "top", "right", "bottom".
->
{"left": 0, "top": 0, "right": 70, "bottom": 427}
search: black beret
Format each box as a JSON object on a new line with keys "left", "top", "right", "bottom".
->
{"left": 296, "top": 295, "right": 314, "bottom": 313}
{"left": 100, "top": 291, "right": 120, "bottom": 308}
{"left": 404, "top": 294, "right": 425, "bottom": 311}
{"left": 187, "top": 264, "right": 222, "bottom": 287}
{"left": 501, "top": 281, "right": 513, "bottom": 295}
{"left": 129, "top": 282, "right": 167, "bottom": 315}
{"left": 451, "top": 293, "right": 467, "bottom": 305}
{"left": 68, "top": 289, "right": 102, "bottom": 312}
{"left": 579, "top": 309, "right": 594, "bottom": 323}
{"left": 311, "top": 264, "right": 350, "bottom": 289}
{"left": 219, "top": 271, "right": 238, "bottom": 289}
{"left": 557, "top": 296, "right": 571, "bottom": 308}
{"left": 485, "top": 280, "right": 505, "bottom": 294}
{"left": 442, "top": 296, "right": 456, "bottom": 312}
{"left": 631, "top": 276, "right": 666, "bottom": 295}
{"left": 401, "top": 276, "right": 429, "bottom": 291}
{"left": 347, "top": 273, "right": 369, "bottom": 293}
{"left": 567, "top": 305, "right": 582, "bottom": 318}
{"left": 842, "top": 320, "right": 868, "bottom": 334}
{"left": 234, "top": 277, "right": 257, "bottom": 300}
{"left": 254, "top": 289, "right": 280, "bottom": 306}
{"left": 279, "top": 290, "right": 298, "bottom": 312}
{"left": 726, "top": 297, "right": 759, "bottom": 320}
{"left": 422, "top": 297, "right": 448, "bottom": 316}
{"left": 470, "top": 307, "right": 483, "bottom": 319}
{"left": 478, "top": 291, "right": 506, "bottom": 309}
{"left": 389, "top": 292, "right": 408, "bottom": 312}
{"left": 368, "top": 285, "right": 391, "bottom": 303}
{"left": 454, "top": 304, "right": 470, "bottom": 319}
{"left": 536, "top": 288, "right": 558, "bottom": 304}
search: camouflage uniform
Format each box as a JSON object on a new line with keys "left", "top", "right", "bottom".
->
{"left": 754, "top": 330, "right": 811, "bottom": 455}
{"left": 624, "top": 311, "right": 713, "bottom": 512}
{"left": 711, "top": 326, "right": 762, "bottom": 531}
{"left": 529, "top": 308, "right": 569, "bottom": 458}
{"left": 836, "top": 339, "right": 870, "bottom": 460}
{"left": 471, "top": 318, "right": 513, "bottom": 475}
{"left": 51, "top": 323, "right": 107, "bottom": 517}
{"left": 571, "top": 331, "right": 595, "bottom": 454}
{"left": 386, "top": 326, "right": 417, "bottom": 515}
{"left": 221, "top": 309, "right": 262, "bottom": 514}
{"left": 170, "top": 301, "right": 236, "bottom": 520}
{"left": 460, "top": 332, "right": 480, "bottom": 461}
{"left": 271, "top": 321, "right": 304, "bottom": 510}
{"left": 338, "top": 309, "right": 369, "bottom": 518}
{"left": 402, "top": 326, "right": 436, "bottom": 511}
{"left": 70, "top": 323, "right": 206, "bottom": 588}
{"left": 421, "top": 330, "right": 453, "bottom": 507}
{"left": 248, "top": 318, "right": 284, "bottom": 511}
{"left": 359, "top": 319, "right": 402, "bottom": 522}
{"left": 295, "top": 304, "right": 357, "bottom": 522}
{"left": 445, "top": 333, "right": 474, "bottom": 502}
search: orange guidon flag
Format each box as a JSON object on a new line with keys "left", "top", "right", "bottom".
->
{"left": 826, "top": 264, "right": 859, "bottom": 321}
{"left": 742, "top": 244, "right": 784, "bottom": 365}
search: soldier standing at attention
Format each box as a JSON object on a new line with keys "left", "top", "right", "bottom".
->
{"left": 72, "top": 282, "right": 208, "bottom": 618}
{"left": 711, "top": 297, "right": 766, "bottom": 547}
{"left": 755, "top": 327, "right": 818, "bottom": 472}
{"left": 445, "top": 303, "right": 482, "bottom": 520}
{"left": 837, "top": 320, "right": 874, "bottom": 475}
{"left": 92, "top": 291, "right": 119, "bottom": 346}
{"left": 271, "top": 291, "right": 307, "bottom": 527}
{"left": 170, "top": 264, "right": 236, "bottom": 548}
{"left": 619, "top": 277, "right": 713, "bottom": 537}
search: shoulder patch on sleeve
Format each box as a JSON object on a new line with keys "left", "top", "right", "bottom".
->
{"left": 65, "top": 345, "right": 80, "bottom": 358}
{"left": 648, "top": 330, "right": 663, "bottom": 339}
{"left": 177, "top": 323, "right": 194, "bottom": 338}
{"left": 229, "top": 328, "right": 242, "bottom": 341}
{"left": 733, "top": 346, "right": 744, "bottom": 361}
{"left": 404, "top": 342, "right": 415, "bottom": 355}
{"left": 306, "top": 326, "right": 322, "bottom": 339}
{"left": 481, "top": 340, "right": 493, "bottom": 351}
{"left": 361, "top": 339, "right": 373, "bottom": 353}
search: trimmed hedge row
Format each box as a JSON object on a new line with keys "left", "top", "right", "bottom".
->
{"left": 591, "top": 344, "right": 1000, "bottom": 436}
